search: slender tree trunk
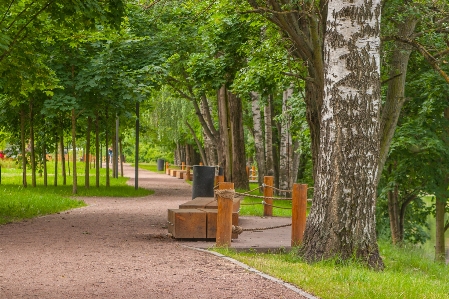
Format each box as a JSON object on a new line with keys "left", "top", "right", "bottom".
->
{"left": 20, "top": 107, "right": 27, "bottom": 188}
{"left": 435, "top": 197, "right": 446, "bottom": 262}
{"left": 378, "top": 18, "right": 418, "bottom": 179}
{"left": 251, "top": 92, "right": 265, "bottom": 186}
{"left": 302, "top": 0, "right": 383, "bottom": 269}
{"left": 54, "top": 138, "right": 58, "bottom": 186}
{"left": 119, "top": 138, "right": 124, "bottom": 177}
{"left": 264, "top": 95, "right": 274, "bottom": 176}
{"left": 228, "top": 91, "right": 249, "bottom": 190}
{"left": 387, "top": 176, "right": 401, "bottom": 244}
{"left": 95, "top": 112, "right": 100, "bottom": 188}
{"left": 279, "top": 87, "right": 293, "bottom": 192}
{"left": 186, "top": 121, "right": 208, "bottom": 165}
{"left": 71, "top": 109, "right": 77, "bottom": 194}
{"left": 105, "top": 109, "right": 110, "bottom": 188}
{"left": 85, "top": 116, "right": 91, "bottom": 188}
{"left": 60, "top": 128, "right": 66, "bottom": 185}
{"left": 29, "top": 101, "right": 36, "bottom": 187}
{"left": 218, "top": 85, "right": 232, "bottom": 180}
{"left": 43, "top": 143, "right": 47, "bottom": 187}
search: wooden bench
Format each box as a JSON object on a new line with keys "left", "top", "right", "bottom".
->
{"left": 168, "top": 197, "right": 240, "bottom": 239}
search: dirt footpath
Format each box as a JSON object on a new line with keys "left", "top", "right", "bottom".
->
{"left": 0, "top": 164, "right": 312, "bottom": 298}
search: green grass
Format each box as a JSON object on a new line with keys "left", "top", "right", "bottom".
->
{"left": 215, "top": 241, "right": 449, "bottom": 299}
{"left": 137, "top": 162, "right": 166, "bottom": 174}
{"left": 0, "top": 161, "right": 153, "bottom": 225}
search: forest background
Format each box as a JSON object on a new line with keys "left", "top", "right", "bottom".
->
{"left": 0, "top": 0, "right": 449, "bottom": 265}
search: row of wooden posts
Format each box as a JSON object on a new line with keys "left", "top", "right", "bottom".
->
{"left": 165, "top": 162, "right": 258, "bottom": 181}
{"left": 215, "top": 180, "right": 308, "bottom": 248}
{"left": 165, "top": 162, "right": 308, "bottom": 248}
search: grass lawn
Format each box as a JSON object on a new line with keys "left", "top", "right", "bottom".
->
{"left": 0, "top": 160, "right": 153, "bottom": 225}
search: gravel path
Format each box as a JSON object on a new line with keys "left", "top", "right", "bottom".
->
{"left": 0, "top": 164, "right": 310, "bottom": 298}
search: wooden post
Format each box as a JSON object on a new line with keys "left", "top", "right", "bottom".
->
{"left": 185, "top": 166, "right": 191, "bottom": 181}
{"left": 251, "top": 165, "right": 256, "bottom": 180}
{"left": 263, "top": 176, "right": 274, "bottom": 217}
{"left": 165, "top": 162, "right": 170, "bottom": 175}
{"left": 246, "top": 166, "right": 249, "bottom": 179}
{"left": 199, "top": 162, "right": 203, "bottom": 166}
{"left": 216, "top": 182, "right": 234, "bottom": 247}
{"left": 215, "top": 175, "right": 224, "bottom": 186}
{"left": 182, "top": 162, "right": 185, "bottom": 170}
{"left": 291, "top": 183, "right": 307, "bottom": 246}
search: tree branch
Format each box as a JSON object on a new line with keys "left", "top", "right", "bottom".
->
{"left": 0, "top": 0, "right": 17, "bottom": 26}
{"left": 381, "top": 72, "right": 403, "bottom": 85}
{"left": 185, "top": 121, "right": 208, "bottom": 165}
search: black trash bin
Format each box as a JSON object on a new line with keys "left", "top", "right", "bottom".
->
{"left": 157, "top": 159, "right": 165, "bottom": 171}
{"left": 192, "top": 165, "right": 216, "bottom": 199}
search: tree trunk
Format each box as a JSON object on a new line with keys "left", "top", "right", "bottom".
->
{"left": 105, "top": 109, "right": 110, "bottom": 188}
{"left": 435, "top": 197, "right": 446, "bottom": 262}
{"left": 218, "top": 85, "right": 232, "bottom": 180}
{"left": 119, "top": 137, "right": 124, "bottom": 177}
{"left": 71, "top": 109, "right": 77, "bottom": 194}
{"left": 228, "top": 91, "right": 249, "bottom": 190}
{"left": 378, "top": 18, "right": 418, "bottom": 179}
{"left": 43, "top": 143, "right": 47, "bottom": 187}
{"left": 60, "top": 127, "right": 66, "bottom": 185}
{"left": 95, "top": 112, "right": 100, "bottom": 188}
{"left": 20, "top": 107, "right": 27, "bottom": 188}
{"left": 29, "top": 101, "right": 36, "bottom": 187}
{"left": 251, "top": 92, "right": 265, "bottom": 187}
{"left": 279, "top": 87, "right": 293, "bottom": 192}
{"left": 302, "top": 0, "right": 383, "bottom": 269}
{"left": 387, "top": 179, "right": 402, "bottom": 244}
{"left": 85, "top": 116, "right": 91, "bottom": 188}
{"left": 54, "top": 137, "right": 58, "bottom": 186}
{"left": 264, "top": 95, "right": 274, "bottom": 177}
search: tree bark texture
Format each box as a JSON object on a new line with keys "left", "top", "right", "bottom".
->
{"left": 264, "top": 95, "right": 274, "bottom": 176}
{"left": 302, "top": 0, "right": 384, "bottom": 269}
{"left": 218, "top": 85, "right": 232, "bottom": 180}
{"left": 95, "top": 112, "right": 100, "bottom": 188}
{"left": 228, "top": 91, "right": 249, "bottom": 190}
{"left": 279, "top": 87, "right": 294, "bottom": 192}
{"left": 250, "top": 92, "right": 265, "bottom": 186}
{"left": 60, "top": 126, "right": 66, "bottom": 186}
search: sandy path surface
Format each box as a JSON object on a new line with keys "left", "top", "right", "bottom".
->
{"left": 0, "top": 164, "right": 309, "bottom": 298}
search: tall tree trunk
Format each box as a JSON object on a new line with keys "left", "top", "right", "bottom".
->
{"left": 29, "top": 100, "right": 36, "bottom": 187}
{"left": 20, "top": 107, "right": 27, "bottom": 188}
{"left": 228, "top": 91, "right": 249, "bottom": 190}
{"left": 251, "top": 92, "right": 265, "bottom": 186}
{"left": 95, "top": 112, "right": 100, "bottom": 188}
{"left": 302, "top": 0, "right": 383, "bottom": 269}
{"left": 54, "top": 137, "right": 58, "bottom": 186}
{"left": 105, "top": 109, "right": 110, "bottom": 188}
{"left": 378, "top": 18, "right": 418, "bottom": 179}
{"left": 71, "top": 109, "right": 77, "bottom": 194}
{"left": 186, "top": 122, "right": 208, "bottom": 165}
{"left": 279, "top": 87, "right": 293, "bottom": 192}
{"left": 435, "top": 197, "right": 446, "bottom": 262}
{"left": 60, "top": 127, "right": 66, "bottom": 185}
{"left": 85, "top": 116, "right": 91, "bottom": 188}
{"left": 264, "top": 95, "right": 274, "bottom": 176}
{"left": 218, "top": 85, "right": 232, "bottom": 180}
{"left": 387, "top": 174, "right": 402, "bottom": 244}
{"left": 43, "top": 143, "right": 47, "bottom": 187}
{"left": 119, "top": 137, "right": 124, "bottom": 177}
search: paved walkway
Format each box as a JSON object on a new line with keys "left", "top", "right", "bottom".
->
{"left": 0, "top": 164, "right": 314, "bottom": 298}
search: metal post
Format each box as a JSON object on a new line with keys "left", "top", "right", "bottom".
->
{"left": 135, "top": 102, "right": 139, "bottom": 190}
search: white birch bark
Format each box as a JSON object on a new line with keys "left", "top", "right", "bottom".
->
{"left": 264, "top": 95, "right": 274, "bottom": 176}
{"left": 251, "top": 92, "right": 265, "bottom": 185}
{"left": 302, "top": 0, "right": 384, "bottom": 269}
{"left": 279, "top": 87, "right": 294, "bottom": 192}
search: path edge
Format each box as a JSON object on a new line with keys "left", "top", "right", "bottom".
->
{"left": 183, "top": 245, "right": 320, "bottom": 299}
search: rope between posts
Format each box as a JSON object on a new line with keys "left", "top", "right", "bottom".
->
{"left": 262, "top": 201, "right": 292, "bottom": 210}
{"left": 262, "top": 183, "right": 292, "bottom": 193}
{"left": 234, "top": 192, "right": 292, "bottom": 201}
{"left": 232, "top": 223, "right": 292, "bottom": 234}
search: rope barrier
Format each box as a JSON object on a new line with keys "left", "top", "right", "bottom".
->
{"left": 214, "top": 189, "right": 235, "bottom": 199}
{"left": 262, "top": 201, "right": 292, "bottom": 210}
{"left": 232, "top": 223, "right": 292, "bottom": 234}
{"left": 234, "top": 192, "right": 292, "bottom": 201}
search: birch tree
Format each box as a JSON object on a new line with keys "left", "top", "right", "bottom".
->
{"left": 301, "top": 0, "right": 384, "bottom": 268}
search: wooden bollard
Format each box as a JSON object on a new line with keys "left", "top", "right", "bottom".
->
{"left": 246, "top": 166, "right": 249, "bottom": 178}
{"left": 199, "top": 162, "right": 203, "bottom": 166}
{"left": 215, "top": 175, "right": 224, "bottom": 186}
{"left": 251, "top": 166, "right": 256, "bottom": 180}
{"left": 216, "top": 182, "right": 234, "bottom": 247}
{"left": 185, "top": 166, "right": 191, "bottom": 181}
{"left": 181, "top": 162, "right": 185, "bottom": 170}
{"left": 165, "top": 163, "right": 170, "bottom": 175}
{"left": 263, "top": 176, "right": 274, "bottom": 217}
{"left": 291, "top": 184, "right": 307, "bottom": 246}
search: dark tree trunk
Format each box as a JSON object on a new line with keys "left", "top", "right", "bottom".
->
{"left": 42, "top": 143, "right": 47, "bottom": 187}
{"left": 20, "top": 107, "right": 27, "bottom": 188}
{"left": 29, "top": 101, "right": 36, "bottom": 187}
{"left": 95, "top": 112, "right": 100, "bottom": 188}
{"left": 60, "top": 127, "right": 66, "bottom": 186}
{"left": 71, "top": 109, "right": 77, "bottom": 194}
{"left": 85, "top": 117, "right": 91, "bottom": 188}
{"left": 250, "top": 92, "right": 265, "bottom": 186}
{"left": 228, "top": 91, "right": 249, "bottom": 190}
{"left": 54, "top": 137, "right": 58, "bottom": 186}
